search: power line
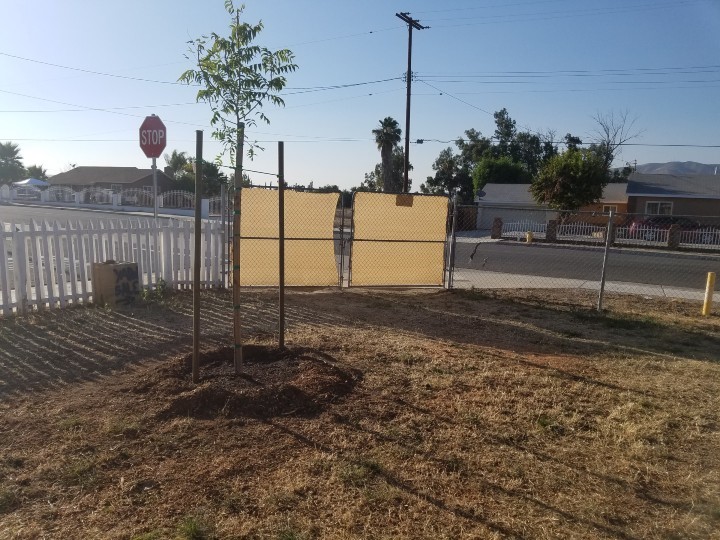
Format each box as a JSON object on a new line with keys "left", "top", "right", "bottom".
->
{"left": 0, "top": 102, "right": 200, "bottom": 113}
{"left": 0, "top": 51, "right": 402, "bottom": 95}
{"left": 0, "top": 88, "right": 208, "bottom": 128}
{"left": 276, "top": 26, "right": 402, "bottom": 48}
{"left": 419, "top": 64, "right": 720, "bottom": 76}
{"left": 414, "top": 0, "right": 569, "bottom": 15}
{"left": 419, "top": 81, "right": 494, "bottom": 116}
{"left": 424, "top": 0, "right": 706, "bottom": 28}
{"left": 283, "top": 77, "right": 403, "bottom": 95}
{"left": 0, "top": 52, "right": 194, "bottom": 86}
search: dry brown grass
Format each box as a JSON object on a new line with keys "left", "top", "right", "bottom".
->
{"left": 0, "top": 288, "right": 719, "bottom": 539}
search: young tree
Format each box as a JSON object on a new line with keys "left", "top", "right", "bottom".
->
{"left": 372, "top": 117, "right": 402, "bottom": 192}
{"left": 0, "top": 142, "right": 25, "bottom": 184}
{"left": 179, "top": 1, "right": 298, "bottom": 188}
{"left": 530, "top": 149, "right": 607, "bottom": 210}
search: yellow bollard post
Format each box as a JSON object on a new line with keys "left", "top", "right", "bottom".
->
{"left": 526, "top": 231, "right": 534, "bottom": 243}
{"left": 702, "top": 271, "right": 716, "bottom": 316}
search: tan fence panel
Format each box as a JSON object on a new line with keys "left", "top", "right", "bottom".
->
{"left": 351, "top": 193, "right": 448, "bottom": 286}
{"left": 239, "top": 188, "right": 339, "bottom": 286}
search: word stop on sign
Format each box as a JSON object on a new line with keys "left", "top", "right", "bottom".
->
{"left": 140, "top": 129, "right": 165, "bottom": 145}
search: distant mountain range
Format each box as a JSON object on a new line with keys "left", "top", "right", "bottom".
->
{"left": 635, "top": 161, "right": 720, "bottom": 175}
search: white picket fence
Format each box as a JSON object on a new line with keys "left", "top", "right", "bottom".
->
{"left": 557, "top": 222, "right": 606, "bottom": 240}
{"left": 502, "top": 220, "right": 547, "bottom": 239}
{"left": 0, "top": 218, "right": 226, "bottom": 315}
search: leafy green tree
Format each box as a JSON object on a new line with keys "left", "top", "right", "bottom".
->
{"left": 472, "top": 155, "right": 531, "bottom": 193}
{"left": 530, "top": 149, "right": 607, "bottom": 210}
{"left": 0, "top": 142, "right": 25, "bottom": 184}
{"left": 176, "top": 160, "right": 230, "bottom": 195}
{"left": 359, "top": 171, "right": 380, "bottom": 192}
{"left": 420, "top": 147, "right": 473, "bottom": 202}
{"left": 372, "top": 117, "right": 402, "bottom": 193}
{"left": 179, "top": 0, "right": 297, "bottom": 191}
{"left": 455, "top": 128, "right": 491, "bottom": 170}
{"left": 26, "top": 165, "right": 48, "bottom": 180}
{"left": 564, "top": 133, "right": 583, "bottom": 151}
{"left": 492, "top": 108, "right": 517, "bottom": 157}
{"left": 512, "top": 131, "right": 557, "bottom": 177}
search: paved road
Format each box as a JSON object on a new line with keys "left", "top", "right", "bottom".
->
{"left": 454, "top": 241, "right": 720, "bottom": 290}
{"left": 0, "top": 204, "right": 192, "bottom": 224}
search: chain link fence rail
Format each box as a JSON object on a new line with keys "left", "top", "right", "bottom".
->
{"left": 450, "top": 205, "right": 720, "bottom": 307}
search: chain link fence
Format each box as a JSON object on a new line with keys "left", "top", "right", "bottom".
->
{"left": 452, "top": 205, "right": 720, "bottom": 307}
{"left": 213, "top": 192, "right": 719, "bottom": 340}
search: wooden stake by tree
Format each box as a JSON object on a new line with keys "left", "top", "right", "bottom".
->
{"left": 179, "top": 0, "right": 297, "bottom": 372}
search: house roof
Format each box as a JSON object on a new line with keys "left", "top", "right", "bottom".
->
{"left": 49, "top": 166, "right": 170, "bottom": 186}
{"left": 600, "top": 183, "right": 628, "bottom": 203}
{"left": 627, "top": 173, "right": 720, "bottom": 199}
{"left": 476, "top": 182, "right": 628, "bottom": 205}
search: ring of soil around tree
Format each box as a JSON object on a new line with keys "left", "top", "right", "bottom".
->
{"left": 133, "top": 344, "right": 361, "bottom": 420}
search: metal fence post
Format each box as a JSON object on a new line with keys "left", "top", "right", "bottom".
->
{"left": 597, "top": 209, "right": 614, "bottom": 311}
{"left": 220, "top": 184, "right": 227, "bottom": 287}
{"left": 447, "top": 192, "right": 459, "bottom": 289}
{"left": 278, "top": 142, "right": 285, "bottom": 350}
{"left": 339, "top": 203, "right": 345, "bottom": 287}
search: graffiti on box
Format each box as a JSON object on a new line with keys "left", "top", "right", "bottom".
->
{"left": 113, "top": 266, "right": 139, "bottom": 305}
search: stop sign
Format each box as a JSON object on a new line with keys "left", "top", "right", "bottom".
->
{"left": 139, "top": 115, "right": 167, "bottom": 158}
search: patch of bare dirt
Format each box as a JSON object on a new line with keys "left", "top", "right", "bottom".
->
{"left": 146, "top": 345, "right": 360, "bottom": 420}
{"left": 0, "top": 288, "right": 718, "bottom": 539}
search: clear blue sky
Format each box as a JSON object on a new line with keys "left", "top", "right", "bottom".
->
{"left": 1, "top": 0, "right": 719, "bottom": 190}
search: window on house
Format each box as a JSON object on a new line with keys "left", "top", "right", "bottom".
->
{"left": 645, "top": 201, "right": 673, "bottom": 215}
{"left": 143, "top": 186, "right": 153, "bottom": 193}
{"left": 602, "top": 205, "right": 618, "bottom": 213}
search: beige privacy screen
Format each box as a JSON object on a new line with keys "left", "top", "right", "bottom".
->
{"left": 239, "top": 188, "right": 339, "bottom": 286}
{"left": 351, "top": 193, "right": 449, "bottom": 286}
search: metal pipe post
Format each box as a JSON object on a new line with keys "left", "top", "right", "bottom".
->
{"left": 220, "top": 184, "right": 227, "bottom": 287}
{"left": 192, "top": 131, "right": 203, "bottom": 383}
{"left": 152, "top": 157, "right": 158, "bottom": 220}
{"left": 278, "top": 142, "right": 286, "bottom": 349}
{"left": 233, "top": 123, "right": 245, "bottom": 372}
{"left": 597, "top": 210, "right": 614, "bottom": 311}
{"left": 447, "top": 192, "right": 459, "bottom": 289}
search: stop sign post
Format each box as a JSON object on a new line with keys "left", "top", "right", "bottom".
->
{"left": 139, "top": 115, "right": 167, "bottom": 218}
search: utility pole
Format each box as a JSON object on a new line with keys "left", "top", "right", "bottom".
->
{"left": 396, "top": 12, "right": 428, "bottom": 193}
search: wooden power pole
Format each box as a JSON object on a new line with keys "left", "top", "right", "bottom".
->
{"left": 396, "top": 12, "right": 428, "bottom": 193}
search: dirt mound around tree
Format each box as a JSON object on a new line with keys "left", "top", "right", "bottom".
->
{"left": 138, "top": 344, "right": 361, "bottom": 420}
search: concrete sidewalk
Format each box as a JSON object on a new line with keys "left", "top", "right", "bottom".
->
{"left": 450, "top": 267, "right": 719, "bottom": 302}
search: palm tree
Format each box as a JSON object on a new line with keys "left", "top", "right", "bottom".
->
{"left": 0, "top": 142, "right": 25, "bottom": 184}
{"left": 372, "top": 117, "right": 402, "bottom": 192}
{"left": 26, "top": 165, "right": 48, "bottom": 180}
{"left": 163, "top": 150, "right": 189, "bottom": 180}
